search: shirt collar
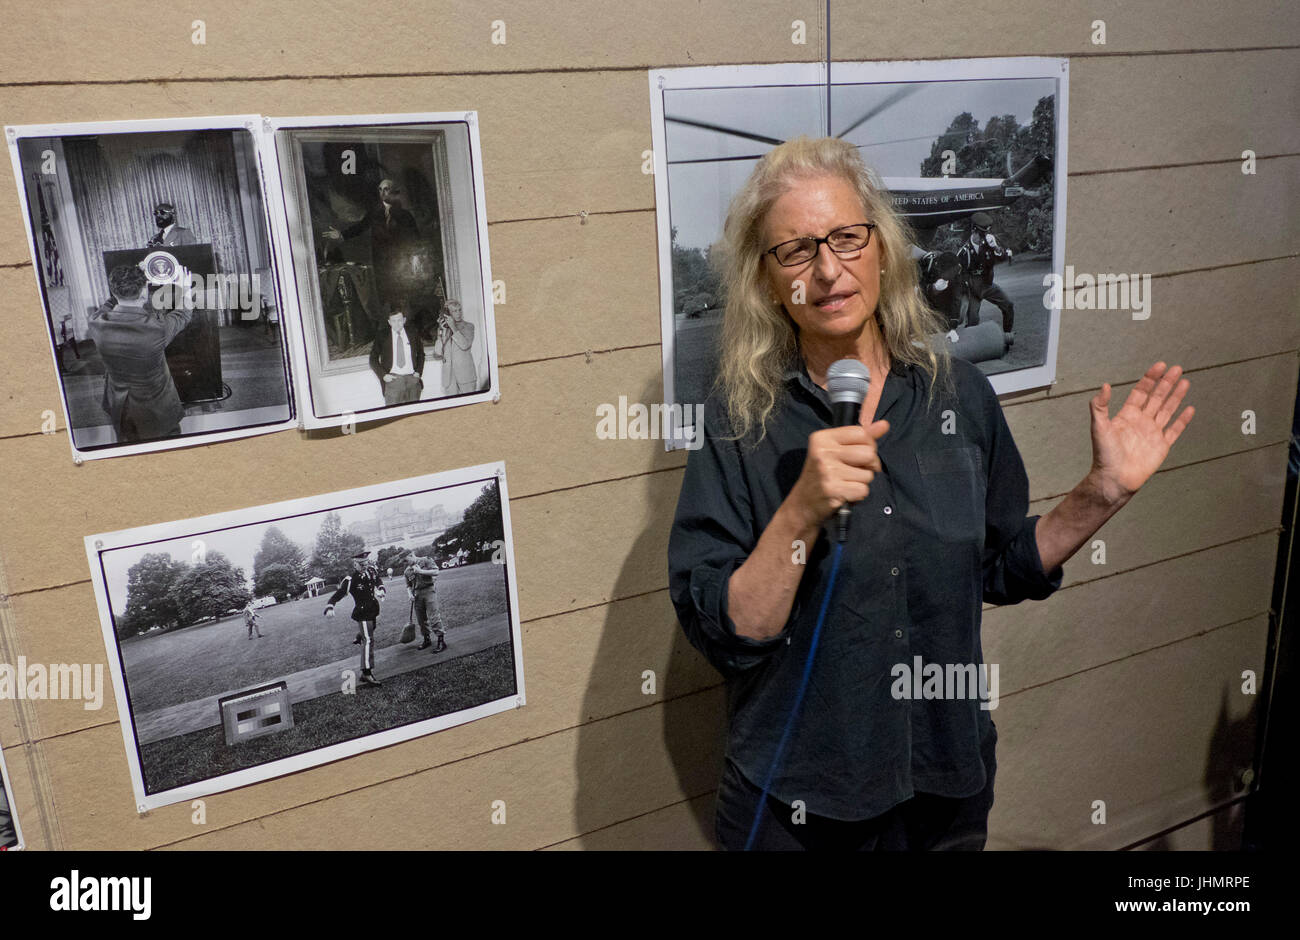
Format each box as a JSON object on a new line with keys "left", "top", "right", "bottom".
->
{"left": 781, "top": 355, "right": 908, "bottom": 386}
{"left": 783, "top": 354, "right": 912, "bottom": 421}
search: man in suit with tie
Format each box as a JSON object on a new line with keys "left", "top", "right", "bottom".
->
{"left": 146, "top": 201, "right": 197, "bottom": 248}
{"left": 369, "top": 306, "right": 425, "bottom": 406}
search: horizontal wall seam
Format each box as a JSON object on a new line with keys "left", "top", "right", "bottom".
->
{"left": 1072, "top": 152, "right": 1299, "bottom": 177}
{"left": 1026, "top": 349, "right": 1300, "bottom": 408}
{"left": 993, "top": 529, "right": 1283, "bottom": 605}
{"left": 1030, "top": 438, "right": 1291, "bottom": 499}
{"left": 1119, "top": 793, "right": 1248, "bottom": 850}
{"left": 998, "top": 611, "right": 1265, "bottom": 703}
{"left": 532, "top": 789, "right": 716, "bottom": 850}
{"left": 1, "top": 45, "right": 1296, "bottom": 90}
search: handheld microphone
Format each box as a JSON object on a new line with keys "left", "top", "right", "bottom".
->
{"left": 825, "top": 359, "right": 871, "bottom": 543}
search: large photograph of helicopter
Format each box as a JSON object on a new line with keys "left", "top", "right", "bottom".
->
{"left": 648, "top": 58, "right": 1068, "bottom": 440}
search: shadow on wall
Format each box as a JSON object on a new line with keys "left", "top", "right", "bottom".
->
{"left": 570, "top": 373, "right": 728, "bottom": 850}
{"left": 1200, "top": 685, "right": 1255, "bottom": 849}
{"left": 1131, "top": 687, "right": 1254, "bottom": 851}
{"left": 1007, "top": 682, "right": 1256, "bottom": 851}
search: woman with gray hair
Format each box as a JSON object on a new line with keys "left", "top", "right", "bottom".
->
{"left": 668, "top": 136, "right": 1194, "bottom": 851}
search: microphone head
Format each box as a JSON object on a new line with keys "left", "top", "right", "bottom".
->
{"left": 826, "top": 358, "right": 871, "bottom": 405}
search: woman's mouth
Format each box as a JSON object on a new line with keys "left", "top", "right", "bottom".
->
{"left": 813, "top": 291, "right": 854, "bottom": 312}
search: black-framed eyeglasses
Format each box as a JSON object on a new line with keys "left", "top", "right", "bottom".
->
{"left": 765, "top": 222, "right": 876, "bottom": 267}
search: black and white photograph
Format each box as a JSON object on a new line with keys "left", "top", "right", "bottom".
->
{"left": 85, "top": 462, "right": 524, "bottom": 811}
{"left": 270, "top": 113, "right": 497, "bottom": 427}
{"left": 6, "top": 116, "right": 297, "bottom": 460}
{"left": 649, "top": 58, "right": 1068, "bottom": 443}
{"left": 0, "top": 747, "right": 22, "bottom": 849}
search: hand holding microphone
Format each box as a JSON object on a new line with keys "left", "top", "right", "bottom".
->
{"left": 789, "top": 359, "right": 888, "bottom": 542}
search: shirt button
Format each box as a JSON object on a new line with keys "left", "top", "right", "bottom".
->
{"left": 883, "top": 506, "right": 893, "bottom": 515}
{"left": 894, "top": 629, "right": 904, "bottom": 638}
{"left": 890, "top": 566, "right": 899, "bottom": 576}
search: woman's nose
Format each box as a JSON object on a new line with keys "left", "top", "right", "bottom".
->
{"left": 811, "top": 241, "right": 842, "bottom": 281}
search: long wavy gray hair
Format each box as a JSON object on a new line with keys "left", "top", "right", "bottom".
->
{"left": 714, "top": 136, "right": 950, "bottom": 442}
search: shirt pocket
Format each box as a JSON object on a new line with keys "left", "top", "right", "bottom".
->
{"left": 915, "top": 446, "right": 986, "bottom": 543}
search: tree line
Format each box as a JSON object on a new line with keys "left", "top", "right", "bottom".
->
{"left": 115, "top": 487, "right": 503, "bottom": 638}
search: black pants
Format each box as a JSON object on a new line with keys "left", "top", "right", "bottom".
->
{"left": 963, "top": 281, "right": 1014, "bottom": 332}
{"left": 715, "top": 742, "right": 996, "bottom": 851}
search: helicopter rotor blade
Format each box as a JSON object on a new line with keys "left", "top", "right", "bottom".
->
{"left": 663, "top": 116, "right": 787, "bottom": 147}
{"left": 834, "top": 85, "right": 923, "bottom": 139}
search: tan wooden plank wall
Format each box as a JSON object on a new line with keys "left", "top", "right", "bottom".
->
{"left": 0, "top": 1, "right": 1295, "bottom": 850}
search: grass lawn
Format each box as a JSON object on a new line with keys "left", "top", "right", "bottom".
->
{"left": 139, "top": 642, "right": 517, "bottom": 795}
{"left": 121, "top": 561, "right": 509, "bottom": 714}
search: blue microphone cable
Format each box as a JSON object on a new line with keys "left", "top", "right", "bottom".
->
{"left": 744, "top": 538, "right": 846, "bottom": 850}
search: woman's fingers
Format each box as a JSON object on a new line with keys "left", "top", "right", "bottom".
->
{"left": 1124, "top": 362, "right": 1164, "bottom": 412}
{"left": 833, "top": 442, "right": 882, "bottom": 472}
{"left": 803, "top": 420, "right": 890, "bottom": 520}
{"left": 1154, "top": 376, "right": 1190, "bottom": 428}
{"left": 832, "top": 480, "right": 871, "bottom": 506}
{"left": 835, "top": 466, "right": 875, "bottom": 485}
{"left": 1143, "top": 364, "right": 1183, "bottom": 417}
{"left": 1163, "top": 405, "right": 1196, "bottom": 445}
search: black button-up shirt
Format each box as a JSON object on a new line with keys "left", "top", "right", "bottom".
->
{"left": 668, "top": 355, "right": 1063, "bottom": 821}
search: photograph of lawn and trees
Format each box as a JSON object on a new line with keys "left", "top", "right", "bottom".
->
{"left": 93, "top": 475, "right": 520, "bottom": 802}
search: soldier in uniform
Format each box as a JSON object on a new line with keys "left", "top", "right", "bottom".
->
{"left": 324, "top": 550, "right": 387, "bottom": 687}
{"left": 914, "top": 247, "right": 965, "bottom": 331}
{"left": 404, "top": 554, "right": 447, "bottom": 653}
{"left": 956, "top": 211, "right": 1015, "bottom": 342}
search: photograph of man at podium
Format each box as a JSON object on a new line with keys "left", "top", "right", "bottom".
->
{"left": 10, "top": 120, "right": 295, "bottom": 458}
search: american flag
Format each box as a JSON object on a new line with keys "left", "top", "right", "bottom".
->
{"left": 34, "top": 177, "right": 64, "bottom": 286}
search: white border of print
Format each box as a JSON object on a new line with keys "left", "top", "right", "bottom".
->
{"left": 4, "top": 114, "right": 298, "bottom": 462}
{"left": 84, "top": 460, "right": 526, "bottom": 813}
{"left": 0, "top": 744, "right": 25, "bottom": 850}
{"left": 264, "top": 112, "right": 499, "bottom": 430}
{"left": 648, "top": 57, "right": 1069, "bottom": 449}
